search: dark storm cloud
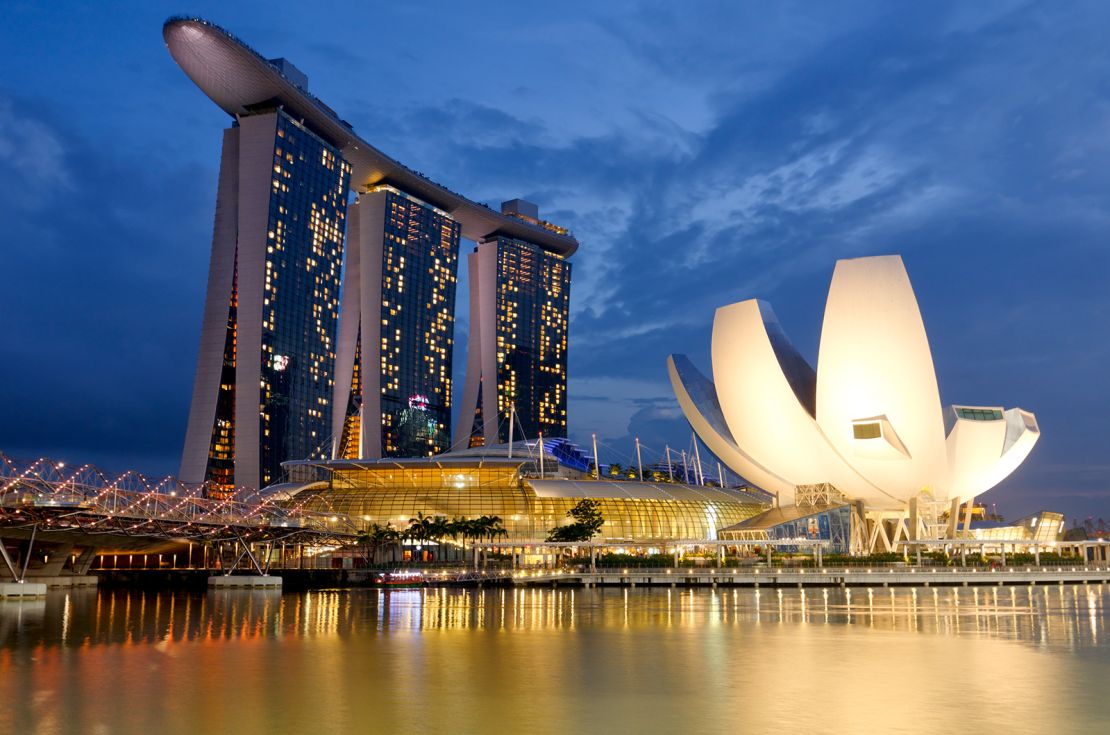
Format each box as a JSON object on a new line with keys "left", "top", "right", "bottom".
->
{"left": 0, "top": 1, "right": 1106, "bottom": 518}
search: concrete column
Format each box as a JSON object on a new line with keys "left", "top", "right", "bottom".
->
{"left": 961, "top": 546, "right": 967, "bottom": 567}
{"left": 908, "top": 496, "right": 919, "bottom": 541}
{"left": 766, "top": 544, "right": 772, "bottom": 566}
{"left": 1000, "top": 543, "right": 1007, "bottom": 567}
{"left": 916, "top": 546, "right": 923, "bottom": 567}
{"left": 590, "top": 546, "right": 596, "bottom": 573}
{"left": 73, "top": 548, "right": 97, "bottom": 576}
{"left": 673, "top": 546, "right": 680, "bottom": 568}
{"left": 816, "top": 545, "right": 823, "bottom": 568}
{"left": 717, "top": 546, "right": 724, "bottom": 568}
{"left": 1034, "top": 545, "right": 1040, "bottom": 566}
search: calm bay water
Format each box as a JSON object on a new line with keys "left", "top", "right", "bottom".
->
{"left": 2, "top": 584, "right": 1109, "bottom": 734}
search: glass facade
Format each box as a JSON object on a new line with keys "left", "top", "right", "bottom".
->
{"left": 336, "top": 188, "right": 460, "bottom": 458}
{"left": 337, "top": 335, "right": 363, "bottom": 460}
{"left": 204, "top": 270, "right": 238, "bottom": 496}
{"left": 482, "top": 237, "right": 571, "bottom": 444}
{"left": 378, "top": 189, "right": 459, "bottom": 457}
{"left": 955, "top": 407, "right": 1004, "bottom": 421}
{"left": 853, "top": 422, "right": 882, "bottom": 439}
{"left": 763, "top": 505, "right": 853, "bottom": 554}
{"left": 257, "top": 110, "right": 351, "bottom": 487}
{"left": 289, "top": 462, "right": 768, "bottom": 542}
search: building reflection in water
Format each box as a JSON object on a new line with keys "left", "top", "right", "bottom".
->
{"left": 0, "top": 584, "right": 1107, "bottom": 649}
{"left": 1, "top": 585, "right": 1109, "bottom": 733}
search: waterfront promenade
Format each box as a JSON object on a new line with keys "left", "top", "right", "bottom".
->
{"left": 72, "top": 562, "right": 1110, "bottom": 592}
{"left": 504, "top": 564, "right": 1110, "bottom": 589}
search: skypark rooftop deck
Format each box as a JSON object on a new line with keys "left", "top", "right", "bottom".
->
{"left": 163, "top": 16, "right": 578, "bottom": 256}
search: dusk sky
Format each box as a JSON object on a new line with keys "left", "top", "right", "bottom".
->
{"left": 1, "top": 1, "right": 1107, "bottom": 520}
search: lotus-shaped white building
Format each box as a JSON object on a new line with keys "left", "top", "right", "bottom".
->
{"left": 668, "top": 255, "right": 1039, "bottom": 513}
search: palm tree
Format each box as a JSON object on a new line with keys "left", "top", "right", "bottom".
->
{"left": 357, "top": 523, "right": 400, "bottom": 565}
{"left": 446, "top": 516, "right": 472, "bottom": 561}
{"left": 355, "top": 527, "right": 377, "bottom": 565}
{"left": 461, "top": 517, "right": 482, "bottom": 549}
{"left": 484, "top": 515, "right": 506, "bottom": 544}
{"left": 428, "top": 515, "right": 452, "bottom": 561}
{"left": 379, "top": 523, "right": 401, "bottom": 564}
{"left": 404, "top": 513, "right": 433, "bottom": 561}
{"left": 449, "top": 517, "right": 484, "bottom": 559}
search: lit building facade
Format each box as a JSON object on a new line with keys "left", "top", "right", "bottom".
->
{"left": 284, "top": 454, "right": 770, "bottom": 542}
{"left": 166, "top": 17, "right": 578, "bottom": 490}
{"left": 668, "top": 255, "right": 1040, "bottom": 512}
{"left": 669, "top": 254, "right": 1041, "bottom": 553}
{"left": 180, "top": 107, "right": 350, "bottom": 494}
{"left": 332, "top": 187, "right": 460, "bottom": 460}
{"left": 456, "top": 201, "right": 571, "bottom": 449}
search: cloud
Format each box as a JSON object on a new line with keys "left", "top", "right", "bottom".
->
{"left": 0, "top": 94, "right": 213, "bottom": 473}
{"left": 2, "top": 2, "right": 1108, "bottom": 519}
{"left": 0, "top": 96, "right": 71, "bottom": 208}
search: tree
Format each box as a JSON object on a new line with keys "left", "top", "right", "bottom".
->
{"left": 403, "top": 512, "right": 431, "bottom": 545}
{"left": 482, "top": 515, "right": 507, "bottom": 544}
{"left": 567, "top": 499, "right": 604, "bottom": 534}
{"left": 405, "top": 513, "right": 453, "bottom": 561}
{"left": 357, "top": 522, "right": 400, "bottom": 565}
{"left": 428, "top": 515, "right": 451, "bottom": 545}
{"left": 546, "top": 499, "right": 605, "bottom": 542}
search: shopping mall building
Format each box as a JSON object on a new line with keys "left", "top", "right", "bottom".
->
{"left": 276, "top": 440, "right": 772, "bottom": 543}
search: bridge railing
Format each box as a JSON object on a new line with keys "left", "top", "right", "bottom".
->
{"left": 0, "top": 451, "right": 362, "bottom": 540}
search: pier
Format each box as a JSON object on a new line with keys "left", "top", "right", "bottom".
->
{"left": 505, "top": 565, "right": 1110, "bottom": 589}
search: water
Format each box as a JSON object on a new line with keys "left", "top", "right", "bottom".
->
{"left": 3, "top": 584, "right": 1110, "bottom": 734}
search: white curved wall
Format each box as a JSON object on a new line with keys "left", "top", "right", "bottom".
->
{"left": 667, "top": 355, "right": 794, "bottom": 497}
{"left": 711, "top": 300, "right": 898, "bottom": 507}
{"left": 981, "top": 408, "right": 1041, "bottom": 498}
{"left": 946, "top": 414, "right": 1008, "bottom": 505}
{"left": 816, "top": 256, "right": 949, "bottom": 501}
{"left": 670, "top": 255, "right": 1040, "bottom": 513}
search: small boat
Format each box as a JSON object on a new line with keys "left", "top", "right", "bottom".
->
{"left": 373, "top": 570, "right": 425, "bottom": 587}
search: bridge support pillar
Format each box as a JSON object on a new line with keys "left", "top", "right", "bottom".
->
{"left": 0, "top": 582, "right": 47, "bottom": 599}
{"left": 73, "top": 548, "right": 97, "bottom": 576}
{"left": 208, "top": 575, "right": 282, "bottom": 589}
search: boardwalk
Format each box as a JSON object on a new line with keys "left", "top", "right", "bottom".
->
{"left": 507, "top": 565, "right": 1110, "bottom": 588}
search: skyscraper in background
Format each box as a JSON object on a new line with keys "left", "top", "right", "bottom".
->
{"left": 332, "top": 186, "right": 460, "bottom": 459}
{"left": 456, "top": 200, "right": 572, "bottom": 447}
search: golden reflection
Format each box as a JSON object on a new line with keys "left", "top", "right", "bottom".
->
{"left": 2, "top": 585, "right": 1110, "bottom": 733}
{"left": 7, "top": 584, "right": 1096, "bottom": 644}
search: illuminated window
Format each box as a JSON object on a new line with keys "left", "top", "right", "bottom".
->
{"left": 853, "top": 422, "right": 882, "bottom": 439}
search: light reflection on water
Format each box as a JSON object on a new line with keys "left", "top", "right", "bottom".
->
{"left": 2, "top": 584, "right": 1110, "bottom": 733}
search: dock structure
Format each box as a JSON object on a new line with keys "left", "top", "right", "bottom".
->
{"left": 506, "top": 566, "right": 1110, "bottom": 589}
{"left": 0, "top": 582, "right": 47, "bottom": 599}
{"left": 208, "top": 575, "right": 282, "bottom": 590}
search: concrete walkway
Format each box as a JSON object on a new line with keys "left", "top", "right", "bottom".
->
{"left": 509, "top": 566, "right": 1110, "bottom": 588}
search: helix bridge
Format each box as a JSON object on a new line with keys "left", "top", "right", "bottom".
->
{"left": 0, "top": 451, "right": 360, "bottom": 547}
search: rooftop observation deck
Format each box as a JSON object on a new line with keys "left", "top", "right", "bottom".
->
{"left": 163, "top": 16, "right": 578, "bottom": 257}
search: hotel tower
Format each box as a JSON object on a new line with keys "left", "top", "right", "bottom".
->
{"left": 177, "top": 101, "right": 350, "bottom": 494}
{"left": 455, "top": 200, "right": 572, "bottom": 448}
{"left": 165, "top": 18, "right": 577, "bottom": 491}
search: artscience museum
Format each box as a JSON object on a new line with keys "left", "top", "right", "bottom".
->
{"left": 668, "top": 255, "right": 1042, "bottom": 552}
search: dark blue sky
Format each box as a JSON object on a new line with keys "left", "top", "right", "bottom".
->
{"left": 1, "top": 1, "right": 1106, "bottom": 520}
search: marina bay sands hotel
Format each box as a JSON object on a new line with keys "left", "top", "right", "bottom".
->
{"left": 164, "top": 18, "right": 577, "bottom": 493}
